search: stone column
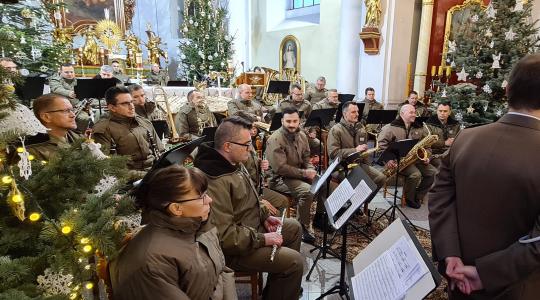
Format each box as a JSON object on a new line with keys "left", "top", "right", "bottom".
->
{"left": 336, "top": 0, "right": 363, "bottom": 94}
{"left": 413, "top": 0, "right": 434, "bottom": 96}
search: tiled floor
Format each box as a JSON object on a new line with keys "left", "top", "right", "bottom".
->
{"left": 237, "top": 187, "right": 431, "bottom": 299}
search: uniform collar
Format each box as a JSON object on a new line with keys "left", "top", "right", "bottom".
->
{"left": 147, "top": 209, "right": 204, "bottom": 234}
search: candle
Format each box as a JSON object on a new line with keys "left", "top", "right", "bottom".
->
{"left": 446, "top": 66, "right": 452, "bottom": 77}
{"left": 217, "top": 75, "right": 222, "bottom": 97}
{"left": 431, "top": 65, "right": 436, "bottom": 77}
{"left": 438, "top": 66, "right": 443, "bottom": 76}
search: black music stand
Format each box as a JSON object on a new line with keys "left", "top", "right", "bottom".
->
{"left": 415, "top": 116, "right": 429, "bottom": 126}
{"left": 269, "top": 111, "right": 304, "bottom": 131}
{"left": 75, "top": 78, "right": 118, "bottom": 115}
{"left": 375, "top": 139, "right": 419, "bottom": 230}
{"left": 316, "top": 166, "right": 378, "bottom": 300}
{"left": 305, "top": 108, "right": 337, "bottom": 174}
{"left": 201, "top": 126, "right": 217, "bottom": 143}
{"left": 15, "top": 76, "right": 46, "bottom": 106}
{"left": 306, "top": 158, "right": 342, "bottom": 281}
{"left": 151, "top": 120, "right": 170, "bottom": 140}
{"left": 365, "top": 109, "right": 398, "bottom": 126}
{"left": 167, "top": 80, "right": 189, "bottom": 87}
{"left": 266, "top": 80, "right": 290, "bottom": 94}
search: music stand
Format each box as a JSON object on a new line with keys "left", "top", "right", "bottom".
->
{"left": 151, "top": 120, "right": 170, "bottom": 140}
{"left": 316, "top": 166, "right": 378, "bottom": 300}
{"left": 305, "top": 108, "right": 337, "bottom": 173}
{"left": 15, "top": 76, "right": 46, "bottom": 106}
{"left": 269, "top": 111, "right": 304, "bottom": 131}
{"left": 201, "top": 126, "right": 217, "bottom": 143}
{"left": 75, "top": 78, "right": 118, "bottom": 115}
{"left": 167, "top": 80, "right": 189, "bottom": 87}
{"left": 266, "top": 80, "right": 290, "bottom": 94}
{"left": 375, "top": 139, "right": 419, "bottom": 230}
{"left": 365, "top": 109, "right": 398, "bottom": 126}
{"left": 415, "top": 116, "right": 429, "bottom": 125}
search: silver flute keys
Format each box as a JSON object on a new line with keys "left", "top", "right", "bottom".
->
{"left": 270, "top": 212, "right": 286, "bottom": 262}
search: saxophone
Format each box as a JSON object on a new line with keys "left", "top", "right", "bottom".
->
{"left": 382, "top": 124, "right": 439, "bottom": 177}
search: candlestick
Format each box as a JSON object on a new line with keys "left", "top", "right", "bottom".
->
{"left": 438, "top": 65, "right": 443, "bottom": 76}
{"left": 431, "top": 65, "right": 436, "bottom": 77}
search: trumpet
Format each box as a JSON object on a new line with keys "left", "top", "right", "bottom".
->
{"left": 270, "top": 211, "right": 286, "bottom": 262}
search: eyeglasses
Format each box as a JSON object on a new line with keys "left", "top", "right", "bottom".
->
{"left": 115, "top": 101, "right": 134, "bottom": 107}
{"left": 171, "top": 192, "right": 210, "bottom": 204}
{"left": 227, "top": 140, "right": 252, "bottom": 151}
{"left": 45, "top": 108, "right": 75, "bottom": 114}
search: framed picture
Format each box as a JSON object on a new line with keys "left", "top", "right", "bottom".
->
{"left": 279, "top": 35, "right": 301, "bottom": 74}
{"left": 56, "top": 0, "right": 135, "bottom": 34}
{"left": 441, "top": 0, "right": 486, "bottom": 66}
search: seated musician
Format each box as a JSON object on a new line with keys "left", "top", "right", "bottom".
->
{"left": 425, "top": 102, "right": 461, "bottom": 168}
{"left": 93, "top": 86, "right": 164, "bottom": 173}
{"left": 128, "top": 84, "right": 157, "bottom": 120}
{"left": 398, "top": 91, "right": 431, "bottom": 117}
{"left": 146, "top": 63, "right": 168, "bottom": 86}
{"left": 266, "top": 107, "right": 320, "bottom": 244}
{"left": 173, "top": 89, "right": 217, "bottom": 141}
{"left": 304, "top": 76, "right": 328, "bottom": 105}
{"left": 278, "top": 83, "right": 312, "bottom": 122}
{"left": 377, "top": 104, "right": 437, "bottom": 209}
{"left": 109, "top": 165, "right": 237, "bottom": 299}
{"left": 358, "top": 87, "right": 383, "bottom": 122}
{"left": 228, "top": 83, "right": 264, "bottom": 122}
{"left": 307, "top": 88, "right": 341, "bottom": 163}
{"left": 27, "top": 93, "right": 83, "bottom": 161}
{"left": 194, "top": 116, "right": 303, "bottom": 299}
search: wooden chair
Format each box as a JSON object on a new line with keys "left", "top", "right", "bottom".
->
{"left": 234, "top": 271, "right": 263, "bottom": 300}
{"left": 383, "top": 174, "right": 407, "bottom": 207}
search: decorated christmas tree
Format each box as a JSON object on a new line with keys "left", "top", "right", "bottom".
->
{"left": 178, "top": 0, "right": 234, "bottom": 82}
{"left": 0, "top": 1, "right": 72, "bottom": 75}
{"left": 429, "top": 0, "right": 539, "bottom": 125}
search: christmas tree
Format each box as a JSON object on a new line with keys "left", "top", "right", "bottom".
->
{"left": 178, "top": 0, "right": 234, "bottom": 83}
{"left": 429, "top": 0, "right": 539, "bottom": 125}
{"left": 0, "top": 1, "right": 72, "bottom": 75}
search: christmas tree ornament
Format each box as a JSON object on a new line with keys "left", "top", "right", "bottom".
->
{"left": 485, "top": 28, "right": 493, "bottom": 38}
{"left": 31, "top": 46, "right": 42, "bottom": 60}
{"left": 501, "top": 79, "right": 508, "bottom": 88}
{"left": 82, "top": 140, "right": 108, "bottom": 160}
{"left": 180, "top": 54, "right": 186, "bottom": 59}
{"left": 471, "top": 14, "right": 479, "bottom": 22}
{"left": 201, "top": 11, "right": 206, "bottom": 17}
{"left": 13, "top": 50, "right": 28, "bottom": 61}
{"left": 93, "top": 175, "right": 118, "bottom": 197}
{"left": 466, "top": 105, "right": 475, "bottom": 114}
{"left": 486, "top": 2, "right": 497, "bottom": 19}
{"left": 455, "top": 112, "right": 463, "bottom": 121}
{"left": 8, "top": 180, "right": 25, "bottom": 221}
{"left": 513, "top": 0, "right": 524, "bottom": 12}
{"left": 19, "top": 68, "right": 30, "bottom": 76}
{"left": 208, "top": 55, "right": 213, "bottom": 60}
{"left": 495, "top": 109, "right": 503, "bottom": 117}
{"left": 204, "top": 34, "right": 209, "bottom": 39}
{"left": 37, "top": 269, "right": 74, "bottom": 296}
{"left": 17, "top": 140, "right": 32, "bottom": 180}
{"left": 212, "top": 22, "right": 217, "bottom": 28}
{"left": 448, "top": 40, "right": 456, "bottom": 53}
{"left": 451, "top": 60, "right": 456, "bottom": 68}
{"left": 505, "top": 27, "right": 517, "bottom": 41}
{"left": 475, "top": 71, "right": 483, "bottom": 78}
{"left": 482, "top": 84, "right": 493, "bottom": 94}
{"left": 441, "top": 89, "right": 447, "bottom": 98}
{"left": 489, "top": 40, "right": 495, "bottom": 48}
{"left": 39, "top": 65, "right": 49, "bottom": 73}
{"left": 209, "top": 65, "right": 213, "bottom": 70}
{"left": 189, "top": 19, "right": 193, "bottom": 24}
{"left": 20, "top": 35, "right": 26, "bottom": 44}
{"left": 456, "top": 67, "right": 469, "bottom": 82}
{"left": 194, "top": 21, "right": 199, "bottom": 27}
{"left": 0, "top": 104, "right": 48, "bottom": 137}
{"left": 492, "top": 53, "right": 501, "bottom": 69}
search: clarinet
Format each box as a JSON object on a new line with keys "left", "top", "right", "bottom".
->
{"left": 258, "top": 131, "right": 267, "bottom": 195}
{"left": 146, "top": 130, "right": 159, "bottom": 159}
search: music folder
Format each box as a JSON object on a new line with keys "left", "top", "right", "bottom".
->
{"left": 74, "top": 78, "right": 118, "bottom": 99}
{"left": 324, "top": 165, "right": 377, "bottom": 230}
{"left": 365, "top": 109, "right": 398, "bottom": 125}
{"left": 350, "top": 219, "right": 441, "bottom": 300}
{"left": 335, "top": 102, "right": 365, "bottom": 123}
{"left": 269, "top": 111, "right": 304, "bottom": 131}
{"left": 304, "top": 107, "right": 337, "bottom": 128}
{"left": 266, "top": 80, "right": 290, "bottom": 94}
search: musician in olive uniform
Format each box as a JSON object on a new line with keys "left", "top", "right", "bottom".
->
{"left": 128, "top": 84, "right": 157, "bottom": 120}
{"left": 111, "top": 60, "right": 130, "bottom": 84}
{"left": 27, "top": 93, "right": 82, "bottom": 161}
{"left": 174, "top": 90, "right": 217, "bottom": 141}
{"left": 398, "top": 91, "right": 431, "bottom": 117}
{"left": 278, "top": 83, "right": 312, "bottom": 121}
{"left": 227, "top": 83, "right": 264, "bottom": 121}
{"left": 358, "top": 87, "right": 384, "bottom": 121}
{"left": 304, "top": 76, "right": 328, "bottom": 104}
{"left": 146, "top": 63, "right": 168, "bottom": 85}
{"left": 93, "top": 86, "right": 164, "bottom": 173}
{"left": 425, "top": 102, "right": 461, "bottom": 168}
{"left": 377, "top": 104, "right": 437, "bottom": 209}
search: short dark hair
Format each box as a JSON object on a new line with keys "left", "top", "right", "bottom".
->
{"left": 342, "top": 101, "right": 357, "bottom": 113}
{"left": 32, "top": 93, "right": 67, "bottom": 123}
{"left": 290, "top": 83, "right": 302, "bottom": 93}
{"left": 409, "top": 90, "right": 418, "bottom": 96}
{"left": 507, "top": 53, "right": 540, "bottom": 110}
{"left": 282, "top": 106, "right": 299, "bottom": 117}
{"left": 365, "top": 87, "right": 375, "bottom": 95}
{"left": 60, "top": 63, "right": 74, "bottom": 68}
{"left": 187, "top": 89, "right": 198, "bottom": 102}
{"left": 127, "top": 84, "right": 143, "bottom": 93}
{"left": 214, "top": 116, "right": 253, "bottom": 150}
{"left": 111, "top": 60, "right": 120, "bottom": 64}
{"left": 437, "top": 102, "right": 451, "bottom": 108}
{"left": 0, "top": 57, "right": 14, "bottom": 64}
{"left": 105, "top": 86, "right": 130, "bottom": 105}
{"left": 136, "top": 165, "right": 208, "bottom": 212}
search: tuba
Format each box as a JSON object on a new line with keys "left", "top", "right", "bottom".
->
{"left": 382, "top": 124, "right": 439, "bottom": 177}
{"left": 261, "top": 67, "right": 281, "bottom": 106}
{"left": 152, "top": 85, "right": 181, "bottom": 143}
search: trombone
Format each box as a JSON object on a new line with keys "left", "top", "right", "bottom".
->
{"left": 151, "top": 85, "right": 181, "bottom": 143}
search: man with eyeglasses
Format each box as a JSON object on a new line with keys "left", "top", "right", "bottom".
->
{"left": 194, "top": 116, "right": 304, "bottom": 300}
{"left": 93, "top": 86, "right": 164, "bottom": 172}
{"left": 278, "top": 83, "right": 312, "bottom": 121}
{"left": 27, "top": 93, "right": 82, "bottom": 161}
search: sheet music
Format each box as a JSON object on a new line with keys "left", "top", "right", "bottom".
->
{"left": 325, "top": 179, "right": 354, "bottom": 216}
{"left": 334, "top": 180, "right": 373, "bottom": 229}
{"left": 351, "top": 236, "right": 428, "bottom": 300}
{"left": 311, "top": 158, "right": 340, "bottom": 194}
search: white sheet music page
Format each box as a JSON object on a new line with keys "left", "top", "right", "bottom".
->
{"left": 325, "top": 179, "right": 354, "bottom": 217}
{"left": 313, "top": 157, "right": 340, "bottom": 194}
{"left": 334, "top": 180, "right": 373, "bottom": 229}
{"left": 351, "top": 236, "right": 427, "bottom": 300}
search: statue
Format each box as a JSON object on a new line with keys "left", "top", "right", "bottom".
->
{"left": 364, "top": 0, "right": 382, "bottom": 28}
{"left": 144, "top": 23, "right": 166, "bottom": 66}
{"left": 125, "top": 31, "right": 142, "bottom": 68}
{"left": 81, "top": 26, "right": 100, "bottom": 65}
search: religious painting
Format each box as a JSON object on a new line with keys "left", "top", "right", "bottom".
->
{"left": 56, "top": 0, "right": 135, "bottom": 34}
{"left": 441, "top": 0, "right": 486, "bottom": 66}
{"left": 279, "top": 35, "right": 301, "bottom": 74}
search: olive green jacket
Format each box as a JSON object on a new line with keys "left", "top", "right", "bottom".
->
{"left": 425, "top": 115, "right": 461, "bottom": 155}
{"left": 49, "top": 75, "right": 77, "bottom": 98}
{"left": 27, "top": 131, "right": 82, "bottom": 161}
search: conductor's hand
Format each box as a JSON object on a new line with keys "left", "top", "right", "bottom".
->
{"left": 264, "top": 232, "right": 283, "bottom": 247}
{"left": 355, "top": 144, "right": 369, "bottom": 153}
{"left": 386, "top": 160, "right": 397, "bottom": 169}
{"left": 304, "top": 169, "right": 317, "bottom": 180}
{"left": 264, "top": 216, "right": 282, "bottom": 233}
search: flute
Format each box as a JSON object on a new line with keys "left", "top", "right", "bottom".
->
{"left": 270, "top": 211, "right": 286, "bottom": 262}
